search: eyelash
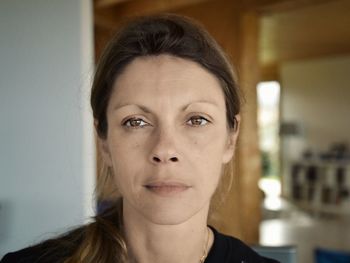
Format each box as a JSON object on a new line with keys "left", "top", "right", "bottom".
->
{"left": 122, "top": 116, "right": 210, "bottom": 129}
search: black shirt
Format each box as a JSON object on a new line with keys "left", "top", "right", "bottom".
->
{"left": 1, "top": 227, "right": 279, "bottom": 263}
{"left": 205, "top": 227, "right": 279, "bottom": 263}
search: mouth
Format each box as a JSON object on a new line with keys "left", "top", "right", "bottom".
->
{"left": 143, "top": 182, "right": 191, "bottom": 196}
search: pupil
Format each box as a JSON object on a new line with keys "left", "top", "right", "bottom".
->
{"left": 193, "top": 118, "right": 201, "bottom": 125}
{"left": 131, "top": 119, "right": 141, "bottom": 126}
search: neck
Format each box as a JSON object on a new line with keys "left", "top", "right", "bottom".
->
{"left": 123, "top": 201, "right": 213, "bottom": 263}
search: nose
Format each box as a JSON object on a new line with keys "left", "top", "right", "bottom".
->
{"left": 149, "top": 127, "right": 179, "bottom": 164}
{"left": 152, "top": 155, "right": 179, "bottom": 163}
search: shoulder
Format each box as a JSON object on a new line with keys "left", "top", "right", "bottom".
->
{"left": 1, "top": 227, "right": 84, "bottom": 263}
{"left": 1, "top": 244, "right": 56, "bottom": 263}
{"left": 205, "top": 226, "right": 280, "bottom": 263}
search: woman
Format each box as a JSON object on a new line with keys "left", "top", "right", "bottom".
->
{"left": 1, "top": 14, "right": 279, "bottom": 263}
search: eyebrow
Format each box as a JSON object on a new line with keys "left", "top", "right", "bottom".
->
{"left": 112, "top": 100, "right": 219, "bottom": 114}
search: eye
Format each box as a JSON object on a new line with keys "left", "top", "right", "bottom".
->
{"left": 187, "top": 116, "right": 210, "bottom": 127}
{"left": 122, "top": 117, "right": 149, "bottom": 129}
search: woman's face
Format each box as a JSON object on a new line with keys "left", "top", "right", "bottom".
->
{"left": 99, "top": 55, "right": 239, "bottom": 225}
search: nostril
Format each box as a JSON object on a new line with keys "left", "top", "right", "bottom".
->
{"left": 152, "top": 156, "right": 178, "bottom": 163}
{"left": 153, "top": 156, "right": 161, "bottom": 162}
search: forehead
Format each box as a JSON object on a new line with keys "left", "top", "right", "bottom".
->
{"left": 110, "top": 55, "right": 225, "bottom": 108}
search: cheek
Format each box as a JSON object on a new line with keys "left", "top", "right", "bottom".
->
{"left": 186, "top": 129, "right": 227, "bottom": 183}
{"left": 188, "top": 127, "right": 227, "bottom": 160}
{"left": 107, "top": 136, "right": 145, "bottom": 191}
{"left": 108, "top": 133, "right": 145, "bottom": 162}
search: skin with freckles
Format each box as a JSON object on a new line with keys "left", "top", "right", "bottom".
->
{"left": 99, "top": 54, "right": 239, "bottom": 226}
{"left": 98, "top": 54, "right": 239, "bottom": 262}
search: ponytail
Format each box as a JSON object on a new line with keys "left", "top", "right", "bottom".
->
{"left": 63, "top": 199, "right": 127, "bottom": 263}
{"left": 41, "top": 13, "right": 242, "bottom": 263}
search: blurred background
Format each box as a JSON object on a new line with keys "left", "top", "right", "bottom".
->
{"left": 1, "top": 0, "right": 350, "bottom": 262}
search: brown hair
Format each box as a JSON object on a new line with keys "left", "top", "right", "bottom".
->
{"left": 39, "top": 14, "right": 242, "bottom": 263}
{"left": 92, "top": 14, "right": 240, "bottom": 140}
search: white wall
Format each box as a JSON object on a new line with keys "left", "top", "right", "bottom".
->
{"left": 280, "top": 55, "right": 350, "bottom": 195}
{"left": 0, "top": 0, "right": 95, "bottom": 256}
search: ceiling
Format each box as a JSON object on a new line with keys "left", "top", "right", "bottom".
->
{"left": 260, "top": 0, "right": 350, "bottom": 68}
{"left": 94, "top": 0, "right": 350, "bottom": 71}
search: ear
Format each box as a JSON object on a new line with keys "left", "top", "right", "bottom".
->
{"left": 222, "top": 115, "right": 240, "bottom": 164}
{"left": 94, "top": 120, "right": 113, "bottom": 167}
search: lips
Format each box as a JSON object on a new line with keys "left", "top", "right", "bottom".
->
{"left": 144, "top": 182, "right": 191, "bottom": 196}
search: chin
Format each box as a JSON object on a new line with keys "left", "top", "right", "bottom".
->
{"left": 137, "top": 198, "right": 209, "bottom": 226}
{"left": 142, "top": 210, "right": 196, "bottom": 225}
{"left": 123, "top": 188, "right": 212, "bottom": 225}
